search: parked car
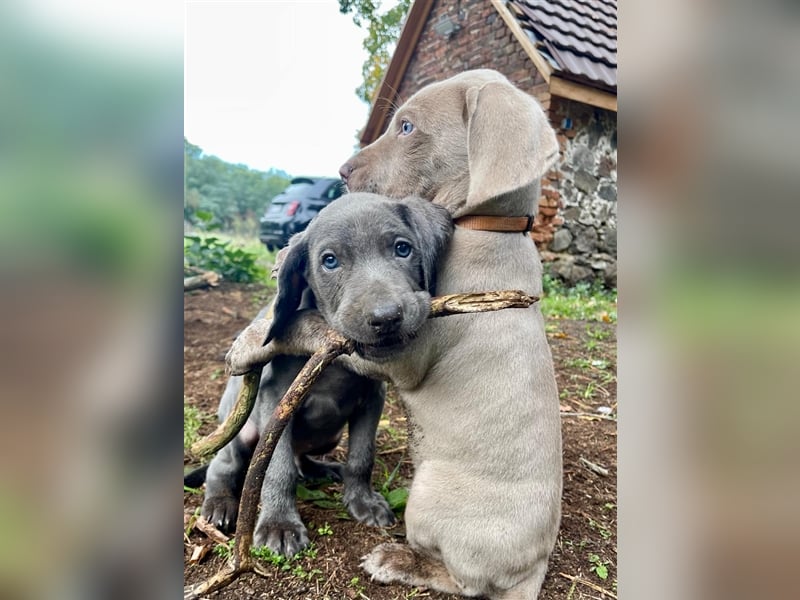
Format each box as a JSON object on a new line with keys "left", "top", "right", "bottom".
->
{"left": 259, "top": 176, "right": 345, "bottom": 251}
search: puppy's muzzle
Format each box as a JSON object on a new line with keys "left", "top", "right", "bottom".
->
{"left": 368, "top": 301, "right": 403, "bottom": 336}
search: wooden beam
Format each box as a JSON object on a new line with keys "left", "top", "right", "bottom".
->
{"left": 490, "top": 0, "right": 552, "bottom": 84}
{"left": 550, "top": 76, "right": 617, "bottom": 112}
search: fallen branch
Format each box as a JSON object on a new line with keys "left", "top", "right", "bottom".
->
{"left": 184, "top": 270, "right": 221, "bottom": 291}
{"left": 184, "top": 290, "right": 538, "bottom": 598}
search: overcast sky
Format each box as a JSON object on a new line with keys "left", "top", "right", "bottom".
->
{"left": 185, "top": 1, "right": 372, "bottom": 177}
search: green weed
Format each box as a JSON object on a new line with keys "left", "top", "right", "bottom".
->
{"left": 184, "top": 232, "right": 269, "bottom": 284}
{"left": 184, "top": 403, "right": 213, "bottom": 451}
{"left": 587, "top": 517, "right": 613, "bottom": 540}
{"left": 214, "top": 539, "right": 234, "bottom": 559}
{"left": 540, "top": 274, "right": 617, "bottom": 322}
{"left": 250, "top": 543, "right": 323, "bottom": 582}
{"left": 588, "top": 553, "right": 610, "bottom": 580}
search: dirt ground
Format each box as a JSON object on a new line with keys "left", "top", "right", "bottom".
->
{"left": 184, "top": 283, "right": 617, "bottom": 599}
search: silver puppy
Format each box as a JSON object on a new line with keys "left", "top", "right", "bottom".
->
{"left": 229, "top": 70, "right": 562, "bottom": 599}
{"left": 201, "top": 192, "right": 452, "bottom": 558}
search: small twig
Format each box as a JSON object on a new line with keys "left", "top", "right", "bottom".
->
{"left": 560, "top": 411, "right": 617, "bottom": 422}
{"left": 558, "top": 573, "right": 617, "bottom": 599}
{"left": 579, "top": 456, "right": 610, "bottom": 477}
{"left": 184, "top": 290, "right": 538, "bottom": 597}
{"left": 194, "top": 515, "right": 230, "bottom": 545}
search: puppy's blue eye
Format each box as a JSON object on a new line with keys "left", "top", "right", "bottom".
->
{"left": 321, "top": 253, "right": 339, "bottom": 269}
{"left": 400, "top": 120, "right": 414, "bottom": 135}
{"left": 394, "top": 241, "right": 412, "bottom": 258}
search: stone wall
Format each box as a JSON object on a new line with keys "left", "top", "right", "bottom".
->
{"left": 544, "top": 98, "right": 617, "bottom": 287}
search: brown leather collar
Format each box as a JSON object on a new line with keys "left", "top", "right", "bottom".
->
{"left": 454, "top": 215, "right": 534, "bottom": 233}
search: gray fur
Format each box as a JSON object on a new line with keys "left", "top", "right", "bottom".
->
{"left": 227, "top": 69, "right": 562, "bottom": 598}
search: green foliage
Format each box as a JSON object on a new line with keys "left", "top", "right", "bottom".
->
{"left": 184, "top": 403, "right": 213, "bottom": 451}
{"left": 588, "top": 553, "right": 610, "bottom": 580}
{"left": 184, "top": 233, "right": 268, "bottom": 283}
{"left": 541, "top": 271, "right": 617, "bottom": 322}
{"left": 213, "top": 539, "right": 235, "bottom": 559}
{"left": 184, "top": 137, "right": 290, "bottom": 232}
{"left": 339, "top": 0, "right": 412, "bottom": 104}
{"left": 250, "top": 543, "right": 322, "bottom": 581}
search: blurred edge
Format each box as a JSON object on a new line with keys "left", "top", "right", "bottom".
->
{"left": 0, "top": 1, "right": 182, "bottom": 599}
{"left": 619, "top": 1, "right": 800, "bottom": 600}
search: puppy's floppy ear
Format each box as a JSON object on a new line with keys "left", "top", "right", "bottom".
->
{"left": 396, "top": 196, "right": 454, "bottom": 294}
{"left": 464, "top": 80, "right": 559, "bottom": 209}
{"left": 265, "top": 232, "right": 309, "bottom": 343}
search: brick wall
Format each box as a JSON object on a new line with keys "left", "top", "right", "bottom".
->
{"left": 396, "top": 0, "right": 546, "bottom": 100}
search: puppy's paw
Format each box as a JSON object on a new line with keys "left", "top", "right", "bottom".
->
{"left": 253, "top": 519, "right": 309, "bottom": 558}
{"left": 201, "top": 495, "right": 239, "bottom": 533}
{"left": 345, "top": 490, "right": 396, "bottom": 527}
{"left": 225, "top": 318, "right": 276, "bottom": 375}
{"left": 360, "top": 543, "right": 414, "bottom": 583}
{"left": 299, "top": 457, "right": 344, "bottom": 482}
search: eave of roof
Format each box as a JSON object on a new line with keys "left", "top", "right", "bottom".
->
{"left": 358, "top": 0, "right": 436, "bottom": 146}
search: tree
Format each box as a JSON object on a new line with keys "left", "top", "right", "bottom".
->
{"left": 339, "top": 0, "right": 412, "bottom": 104}
{"left": 184, "top": 138, "right": 290, "bottom": 231}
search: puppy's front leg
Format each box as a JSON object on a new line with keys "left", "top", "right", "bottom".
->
{"left": 252, "top": 422, "right": 309, "bottom": 557}
{"left": 202, "top": 432, "right": 253, "bottom": 532}
{"left": 342, "top": 381, "right": 395, "bottom": 527}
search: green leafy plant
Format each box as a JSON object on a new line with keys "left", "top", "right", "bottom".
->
{"left": 316, "top": 522, "right": 333, "bottom": 536}
{"left": 588, "top": 553, "right": 610, "bottom": 580}
{"left": 184, "top": 233, "right": 267, "bottom": 283}
{"left": 250, "top": 543, "right": 323, "bottom": 582}
{"left": 214, "top": 539, "right": 235, "bottom": 559}
{"left": 377, "top": 456, "right": 409, "bottom": 512}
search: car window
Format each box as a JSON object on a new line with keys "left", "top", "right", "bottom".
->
{"left": 264, "top": 201, "right": 286, "bottom": 216}
{"left": 282, "top": 182, "right": 313, "bottom": 196}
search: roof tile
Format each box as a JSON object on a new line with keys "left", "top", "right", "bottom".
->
{"left": 508, "top": 0, "right": 617, "bottom": 91}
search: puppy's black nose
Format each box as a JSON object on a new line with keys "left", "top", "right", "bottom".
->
{"left": 339, "top": 162, "right": 353, "bottom": 183}
{"left": 369, "top": 302, "right": 403, "bottom": 334}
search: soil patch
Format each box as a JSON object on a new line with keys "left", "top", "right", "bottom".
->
{"left": 184, "top": 283, "right": 617, "bottom": 599}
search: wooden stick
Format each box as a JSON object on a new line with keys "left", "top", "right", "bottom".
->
{"left": 190, "top": 368, "right": 263, "bottom": 460}
{"left": 429, "top": 290, "right": 539, "bottom": 316}
{"left": 185, "top": 330, "right": 354, "bottom": 600}
{"left": 184, "top": 290, "right": 538, "bottom": 598}
{"left": 558, "top": 573, "right": 617, "bottom": 598}
{"left": 190, "top": 290, "right": 539, "bottom": 459}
